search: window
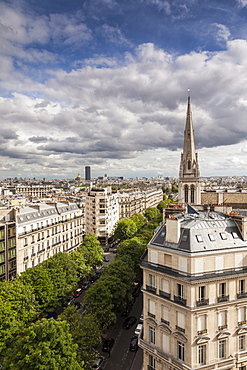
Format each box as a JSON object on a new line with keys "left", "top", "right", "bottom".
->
{"left": 239, "top": 335, "right": 245, "bottom": 351}
{"left": 220, "top": 233, "right": 227, "bottom": 240}
{"left": 190, "top": 185, "right": 195, "bottom": 203}
{"left": 198, "top": 315, "right": 206, "bottom": 334}
{"left": 162, "top": 279, "right": 170, "bottom": 294}
{"left": 216, "top": 256, "right": 224, "bottom": 272}
{"left": 149, "top": 326, "right": 155, "bottom": 344}
{"left": 199, "top": 286, "right": 205, "bottom": 301}
{"left": 177, "top": 341, "right": 185, "bottom": 361}
{"left": 148, "top": 299, "right": 156, "bottom": 318}
{"left": 177, "top": 284, "right": 184, "bottom": 299}
{"left": 162, "top": 333, "right": 170, "bottom": 353}
{"left": 218, "top": 311, "right": 227, "bottom": 329}
{"left": 219, "top": 283, "right": 226, "bottom": 297}
{"left": 208, "top": 233, "right": 215, "bottom": 241}
{"left": 184, "top": 185, "right": 188, "bottom": 203}
{"left": 232, "top": 232, "right": 238, "bottom": 239}
{"left": 149, "top": 354, "right": 156, "bottom": 370}
{"left": 164, "top": 253, "right": 172, "bottom": 266}
{"left": 150, "top": 250, "right": 158, "bottom": 263}
{"left": 195, "top": 258, "right": 204, "bottom": 274}
{"left": 238, "top": 307, "right": 246, "bottom": 325}
{"left": 177, "top": 312, "right": 185, "bottom": 331}
{"left": 219, "top": 340, "right": 226, "bottom": 359}
{"left": 0, "top": 253, "right": 5, "bottom": 263}
{"left": 196, "top": 235, "right": 203, "bottom": 242}
{"left": 149, "top": 274, "right": 155, "bottom": 288}
{"left": 181, "top": 235, "right": 188, "bottom": 242}
{"left": 162, "top": 306, "right": 169, "bottom": 325}
{"left": 239, "top": 280, "right": 245, "bottom": 294}
{"left": 198, "top": 345, "right": 206, "bottom": 364}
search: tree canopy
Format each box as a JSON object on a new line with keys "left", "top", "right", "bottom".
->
{"left": 113, "top": 218, "right": 137, "bottom": 240}
{"left": 78, "top": 235, "right": 103, "bottom": 268}
{"left": 144, "top": 207, "right": 160, "bottom": 220}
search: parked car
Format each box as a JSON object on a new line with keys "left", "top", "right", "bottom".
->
{"left": 103, "top": 247, "right": 109, "bottom": 252}
{"left": 112, "top": 249, "right": 117, "bottom": 253}
{"left": 129, "top": 336, "right": 138, "bottom": 351}
{"left": 122, "top": 304, "right": 133, "bottom": 316}
{"left": 74, "top": 288, "right": 83, "bottom": 297}
{"left": 91, "top": 356, "right": 106, "bottom": 369}
{"left": 89, "top": 275, "right": 98, "bottom": 283}
{"left": 82, "top": 281, "right": 90, "bottom": 290}
{"left": 134, "top": 323, "right": 143, "bottom": 337}
{"left": 122, "top": 316, "right": 137, "bottom": 329}
{"left": 103, "top": 256, "right": 110, "bottom": 262}
{"left": 102, "top": 338, "right": 115, "bottom": 352}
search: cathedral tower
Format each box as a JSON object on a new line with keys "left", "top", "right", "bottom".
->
{"left": 178, "top": 91, "right": 201, "bottom": 204}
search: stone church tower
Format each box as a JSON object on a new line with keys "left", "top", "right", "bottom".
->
{"left": 178, "top": 92, "right": 201, "bottom": 204}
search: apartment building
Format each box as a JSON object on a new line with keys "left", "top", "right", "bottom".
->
{"left": 140, "top": 205, "right": 247, "bottom": 370}
{"left": 85, "top": 186, "right": 119, "bottom": 245}
{"left": 118, "top": 188, "right": 163, "bottom": 219}
{"left": 0, "top": 201, "right": 84, "bottom": 278}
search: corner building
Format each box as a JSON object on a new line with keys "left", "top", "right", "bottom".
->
{"left": 140, "top": 206, "right": 247, "bottom": 370}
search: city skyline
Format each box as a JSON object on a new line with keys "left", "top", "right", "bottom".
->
{"left": 1, "top": 1, "right": 247, "bottom": 180}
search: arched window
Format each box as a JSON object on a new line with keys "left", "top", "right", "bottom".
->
{"left": 184, "top": 185, "right": 189, "bottom": 203}
{"left": 188, "top": 160, "right": 191, "bottom": 170}
{"left": 191, "top": 185, "right": 195, "bottom": 204}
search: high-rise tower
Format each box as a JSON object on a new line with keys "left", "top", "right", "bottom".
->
{"left": 178, "top": 91, "right": 201, "bottom": 204}
{"left": 85, "top": 166, "right": 91, "bottom": 181}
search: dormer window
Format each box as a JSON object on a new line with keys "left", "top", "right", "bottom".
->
{"left": 208, "top": 234, "right": 215, "bottom": 241}
{"left": 220, "top": 233, "right": 227, "bottom": 240}
{"left": 196, "top": 235, "right": 203, "bottom": 242}
{"left": 232, "top": 232, "right": 238, "bottom": 239}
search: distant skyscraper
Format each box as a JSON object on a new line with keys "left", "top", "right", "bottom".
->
{"left": 85, "top": 166, "right": 91, "bottom": 181}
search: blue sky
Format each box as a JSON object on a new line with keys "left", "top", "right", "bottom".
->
{"left": 1, "top": 0, "right": 247, "bottom": 179}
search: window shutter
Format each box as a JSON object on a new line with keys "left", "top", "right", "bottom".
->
{"left": 162, "top": 333, "right": 170, "bottom": 353}
{"left": 218, "top": 311, "right": 226, "bottom": 326}
{"left": 177, "top": 312, "right": 185, "bottom": 328}
{"left": 198, "top": 315, "right": 206, "bottom": 331}
{"left": 149, "top": 300, "right": 156, "bottom": 315}
{"left": 162, "top": 306, "right": 169, "bottom": 321}
{"left": 162, "top": 279, "right": 170, "bottom": 293}
{"left": 238, "top": 307, "right": 245, "bottom": 322}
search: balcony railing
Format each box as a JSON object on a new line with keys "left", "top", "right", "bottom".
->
{"left": 217, "top": 295, "right": 229, "bottom": 303}
{"left": 196, "top": 298, "right": 209, "bottom": 307}
{"left": 146, "top": 285, "right": 157, "bottom": 294}
{"left": 237, "top": 292, "right": 247, "bottom": 299}
{"left": 161, "top": 318, "right": 170, "bottom": 326}
{"left": 238, "top": 321, "right": 247, "bottom": 326}
{"left": 174, "top": 295, "right": 186, "bottom": 306}
{"left": 198, "top": 329, "right": 207, "bottom": 335}
{"left": 175, "top": 325, "right": 185, "bottom": 333}
{"left": 218, "top": 324, "right": 228, "bottom": 330}
{"left": 148, "top": 312, "right": 156, "bottom": 319}
{"left": 159, "top": 290, "right": 171, "bottom": 300}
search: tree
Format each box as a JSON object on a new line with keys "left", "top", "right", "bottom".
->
{"left": 157, "top": 200, "right": 169, "bottom": 213}
{"left": 83, "top": 281, "right": 115, "bottom": 330}
{"left": 116, "top": 237, "right": 146, "bottom": 276}
{"left": 59, "top": 308, "right": 101, "bottom": 370}
{"left": 70, "top": 250, "right": 91, "bottom": 279}
{"left": 172, "top": 184, "right": 178, "bottom": 193}
{"left": 20, "top": 265, "right": 57, "bottom": 313}
{"left": 113, "top": 218, "right": 137, "bottom": 241}
{"left": 130, "top": 213, "right": 146, "bottom": 230}
{"left": 144, "top": 207, "right": 160, "bottom": 221}
{"left": 2, "top": 319, "right": 83, "bottom": 370}
{"left": 78, "top": 235, "right": 103, "bottom": 268}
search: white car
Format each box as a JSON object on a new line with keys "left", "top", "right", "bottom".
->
{"left": 134, "top": 323, "right": 143, "bottom": 337}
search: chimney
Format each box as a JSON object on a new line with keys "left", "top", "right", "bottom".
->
{"left": 166, "top": 216, "right": 181, "bottom": 244}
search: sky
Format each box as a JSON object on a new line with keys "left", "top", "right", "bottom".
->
{"left": 1, "top": 0, "right": 247, "bottom": 180}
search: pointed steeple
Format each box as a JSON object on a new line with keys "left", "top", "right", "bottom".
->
{"left": 178, "top": 91, "right": 201, "bottom": 204}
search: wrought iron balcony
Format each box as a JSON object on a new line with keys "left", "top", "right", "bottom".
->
{"left": 217, "top": 295, "right": 229, "bottom": 303}
{"left": 237, "top": 292, "right": 247, "bottom": 299}
{"left": 161, "top": 318, "right": 170, "bottom": 326}
{"left": 175, "top": 325, "right": 185, "bottom": 333}
{"left": 146, "top": 285, "right": 157, "bottom": 294}
{"left": 174, "top": 295, "right": 186, "bottom": 306}
{"left": 198, "top": 329, "right": 207, "bottom": 335}
{"left": 218, "top": 324, "right": 227, "bottom": 330}
{"left": 159, "top": 290, "right": 171, "bottom": 300}
{"left": 196, "top": 298, "right": 209, "bottom": 307}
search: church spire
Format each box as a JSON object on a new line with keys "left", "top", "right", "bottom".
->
{"left": 178, "top": 91, "right": 201, "bottom": 204}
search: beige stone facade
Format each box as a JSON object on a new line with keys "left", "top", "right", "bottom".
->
{"left": 140, "top": 207, "right": 247, "bottom": 370}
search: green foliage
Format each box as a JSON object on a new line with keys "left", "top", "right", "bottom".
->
{"left": 2, "top": 319, "right": 83, "bottom": 370}
{"left": 172, "top": 184, "right": 178, "bottom": 193}
{"left": 113, "top": 218, "right": 137, "bottom": 240}
{"left": 157, "top": 200, "right": 169, "bottom": 212}
{"left": 59, "top": 308, "right": 101, "bottom": 369}
{"left": 78, "top": 235, "right": 103, "bottom": 268}
{"left": 144, "top": 207, "right": 160, "bottom": 220}
{"left": 130, "top": 213, "right": 146, "bottom": 230}
{"left": 162, "top": 186, "right": 170, "bottom": 194}
{"left": 70, "top": 251, "right": 91, "bottom": 278}
{"left": 116, "top": 237, "right": 146, "bottom": 276}
{"left": 19, "top": 265, "right": 57, "bottom": 313}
